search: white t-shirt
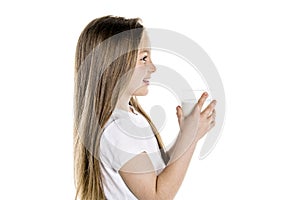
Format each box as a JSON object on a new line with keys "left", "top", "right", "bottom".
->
{"left": 100, "top": 107, "right": 166, "bottom": 200}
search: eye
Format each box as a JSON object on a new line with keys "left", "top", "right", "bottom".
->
{"left": 140, "top": 55, "right": 148, "bottom": 63}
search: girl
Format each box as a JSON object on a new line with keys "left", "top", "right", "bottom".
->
{"left": 74, "top": 15, "right": 217, "bottom": 200}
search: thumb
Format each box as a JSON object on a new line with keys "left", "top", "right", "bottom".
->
{"left": 176, "top": 106, "right": 184, "bottom": 125}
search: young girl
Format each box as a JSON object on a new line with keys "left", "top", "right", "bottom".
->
{"left": 74, "top": 15, "right": 217, "bottom": 200}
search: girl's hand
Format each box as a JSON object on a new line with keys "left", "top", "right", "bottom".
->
{"left": 176, "top": 92, "right": 217, "bottom": 142}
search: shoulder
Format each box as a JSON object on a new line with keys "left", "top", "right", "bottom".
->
{"left": 100, "top": 109, "right": 160, "bottom": 170}
{"left": 102, "top": 109, "right": 156, "bottom": 149}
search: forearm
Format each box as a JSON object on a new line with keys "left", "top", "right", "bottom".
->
{"left": 166, "top": 134, "right": 178, "bottom": 157}
{"left": 155, "top": 133, "right": 197, "bottom": 200}
{"left": 120, "top": 98, "right": 216, "bottom": 200}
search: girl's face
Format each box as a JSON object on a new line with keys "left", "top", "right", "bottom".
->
{"left": 127, "top": 33, "right": 156, "bottom": 96}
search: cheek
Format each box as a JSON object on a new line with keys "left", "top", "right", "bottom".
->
{"left": 127, "top": 67, "right": 147, "bottom": 92}
{"left": 132, "top": 67, "right": 147, "bottom": 82}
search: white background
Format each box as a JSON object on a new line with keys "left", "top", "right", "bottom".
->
{"left": 0, "top": 0, "right": 299, "bottom": 199}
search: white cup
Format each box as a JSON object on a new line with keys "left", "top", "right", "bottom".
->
{"left": 182, "top": 100, "right": 197, "bottom": 117}
{"left": 181, "top": 90, "right": 212, "bottom": 117}
{"left": 181, "top": 90, "right": 219, "bottom": 160}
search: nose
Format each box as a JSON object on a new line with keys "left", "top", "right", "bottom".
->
{"left": 149, "top": 62, "right": 156, "bottom": 73}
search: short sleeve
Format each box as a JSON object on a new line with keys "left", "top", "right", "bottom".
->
{"left": 100, "top": 111, "right": 165, "bottom": 172}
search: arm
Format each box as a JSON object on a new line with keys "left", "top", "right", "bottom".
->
{"left": 120, "top": 93, "right": 217, "bottom": 200}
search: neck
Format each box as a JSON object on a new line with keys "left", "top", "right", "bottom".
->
{"left": 116, "top": 93, "right": 132, "bottom": 112}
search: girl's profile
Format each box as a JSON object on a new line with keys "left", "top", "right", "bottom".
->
{"left": 74, "top": 15, "right": 217, "bottom": 200}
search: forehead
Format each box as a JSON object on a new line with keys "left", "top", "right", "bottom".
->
{"left": 138, "top": 31, "right": 151, "bottom": 52}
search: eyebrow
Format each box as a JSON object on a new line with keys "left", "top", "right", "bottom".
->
{"left": 139, "top": 49, "right": 151, "bottom": 54}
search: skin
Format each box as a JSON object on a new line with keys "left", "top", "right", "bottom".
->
{"left": 116, "top": 32, "right": 155, "bottom": 112}
{"left": 117, "top": 32, "right": 217, "bottom": 200}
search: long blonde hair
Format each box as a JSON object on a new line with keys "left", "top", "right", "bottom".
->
{"left": 74, "top": 16, "right": 167, "bottom": 200}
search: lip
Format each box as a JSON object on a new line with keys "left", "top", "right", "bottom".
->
{"left": 143, "top": 77, "right": 151, "bottom": 85}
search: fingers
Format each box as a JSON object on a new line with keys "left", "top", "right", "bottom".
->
{"left": 176, "top": 106, "right": 183, "bottom": 125}
{"left": 207, "top": 120, "right": 216, "bottom": 132}
{"left": 206, "top": 109, "right": 216, "bottom": 131}
{"left": 196, "top": 92, "right": 209, "bottom": 111}
{"left": 202, "top": 100, "right": 217, "bottom": 116}
{"left": 207, "top": 109, "right": 216, "bottom": 120}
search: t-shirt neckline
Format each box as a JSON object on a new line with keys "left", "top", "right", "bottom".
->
{"left": 114, "top": 105, "right": 138, "bottom": 115}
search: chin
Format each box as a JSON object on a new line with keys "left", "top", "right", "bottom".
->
{"left": 133, "top": 88, "right": 149, "bottom": 96}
